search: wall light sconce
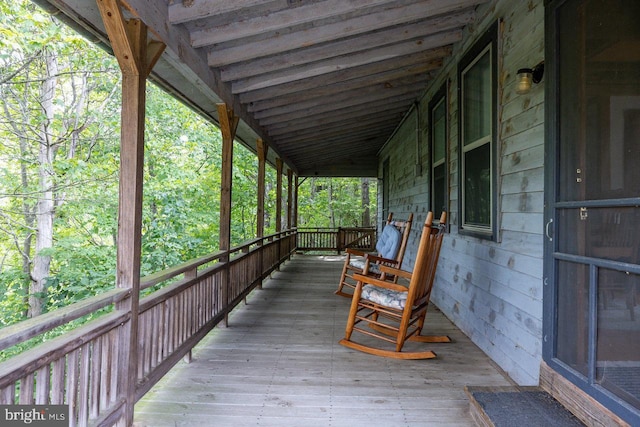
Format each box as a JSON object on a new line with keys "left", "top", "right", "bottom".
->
{"left": 516, "top": 62, "right": 544, "bottom": 95}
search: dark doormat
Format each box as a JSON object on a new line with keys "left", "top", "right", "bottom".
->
{"left": 467, "top": 388, "right": 585, "bottom": 427}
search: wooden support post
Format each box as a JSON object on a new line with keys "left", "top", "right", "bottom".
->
{"left": 217, "top": 103, "right": 239, "bottom": 326}
{"left": 256, "top": 139, "right": 268, "bottom": 239}
{"left": 276, "top": 158, "right": 283, "bottom": 233}
{"left": 96, "top": 0, "right": 165, "bottom": 425}
{"left": 275, "top": 159, "right": 283, "bottom": 267}
{"left": 256, "top": 139, "right": 268, "bottom": 289}
{"left": 287, "top": 169, "right": 293, "bottom": 231}
{"left": 293, "top": 175, "right": 299, "bottom": 229}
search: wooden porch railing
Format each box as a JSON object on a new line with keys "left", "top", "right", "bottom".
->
{"left": 0, "top": 229, "right": 296, "bottom": 427}
{"left": 297, "top": 226, "right": 376, "bottom": 253}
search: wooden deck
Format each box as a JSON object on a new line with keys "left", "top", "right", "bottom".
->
{"left": 133, "top": 255, "right": 513, "bottom": 427}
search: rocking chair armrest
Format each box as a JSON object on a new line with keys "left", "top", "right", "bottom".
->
{"left": 345, "top": 248, "right": 367, "bottom": 257}
{"left": 377, "top": 264, "right": 412, "bottom": 279}
{"left": 363, "top": 254, "right": 399, "bottom": 266}
{"left": 353, "top": 273, "right": 409, "bottom": 292}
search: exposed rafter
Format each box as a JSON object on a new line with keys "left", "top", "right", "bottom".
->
{"left": 35, "top": 0, "right": 489, "bottom": 176}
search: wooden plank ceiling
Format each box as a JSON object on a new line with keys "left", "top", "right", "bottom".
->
{"left": 34, "top": 0, "right": 488, "bottom": 176}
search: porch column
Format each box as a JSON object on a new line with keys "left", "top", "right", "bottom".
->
{"left": 276, "top": 158, "right": 283, "bottom": 232}
{"left": 293, "top": 175, "right": 299, "bottom": 228}
{"left": 287, "top": 169, "right": 293, "bottom": 230}
{"left": 256, "top": 138, "right": 268, "bottom": 289}
{"left": 217, "top": 103, "right": 239, "bottom": 326}
{"left": 96, "top": 0, "right": 165, "bottom": 425}
{"left": 256, "top": 138, "right": 268, "bottom": 238}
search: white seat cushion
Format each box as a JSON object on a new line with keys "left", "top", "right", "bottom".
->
{"left": 349, "top": 259, "right": 381, "bottom": 274}
{"left": 361, "top": 284, "right": 407, "bottom": 310}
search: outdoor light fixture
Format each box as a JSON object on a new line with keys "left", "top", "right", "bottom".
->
{"left": 516, "top": 62, "right": 544, "bottom": 95}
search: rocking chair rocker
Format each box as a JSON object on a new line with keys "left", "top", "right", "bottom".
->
{"left": 339, "top": 211, "right": 449, "bottom": 359}
{"left": 334, "top": 212, "right": 413, "bottom": 298}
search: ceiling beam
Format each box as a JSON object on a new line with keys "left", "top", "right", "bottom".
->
{"left": 239, "top": 56, "right": 442, "bottom": 105}
{"left": 190, "top": 0, "right": 398, "bottom": 46}
{"left": 219, "top": 10, "right": 473, "bottom": 81}
{"left": 247, "top": 64, "right": 433, "bottom": 113}
{"left": 279, "top": 129, "right": 392, "bottom": 154}
{"left": 230, "top": 32, "right": 459, "bottom": 93}
{"left": 266, "top": 106, "right": 407, "bottom": 136}
{"left": 168, "top": 0, "right": 287, "bottom": 24}
{"left": 205, "top": 0, "right": 483, "bottom": 65}
{"left": 257, "top": 92, "right": 418, "bottom": 126}
{"left": 275, "top": 119, "right": 399, "bottom": 145}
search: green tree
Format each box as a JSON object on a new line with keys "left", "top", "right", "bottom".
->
{"left": 141, "top": 86, "right": 223, "bottom": 273}
{"left": 297, "top": 177, "right": 376, "bottom": 228}
{"left": 0, "top": 0, "right": 121, "bottom": 318}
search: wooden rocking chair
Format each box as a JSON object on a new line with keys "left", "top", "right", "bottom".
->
{"left": 339, "top": 211, "right": 449, "bottom": 359}
{"left": 334, "top": 212, "right": 413, "bottom": 298}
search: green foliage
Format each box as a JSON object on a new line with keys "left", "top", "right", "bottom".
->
{"left": 141, "top": 85, "right": 223, "bottom": 273}
{"left": 1, "top": 0, "right": 120, "bottom": 325}
{"left": 297, "top": 177, "right": 376, "bottom": 228}
{"left": 0, "top": 0, "right": 377, "bottom": 357}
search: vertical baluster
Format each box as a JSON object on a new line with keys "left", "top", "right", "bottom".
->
{"left": 90, "top": 338, "right": 102, "bottom": 420}
{"left": 66, "top": 349, "right": 79, "bottom": 427}
{"left": 151, "top": 305, "right": 159, "bottom": 368}
{"left": 109, "top": 328, "right": 119, "bottom": 407}
{"left": 100, "top": 334, "right": 110, "bottom": 410}
{"left": 0, "top": 385, "right": 15, "bottom": 404}
{"left": 142, "top": 309, "right": 151, "bottom": 377}
{"left": 35, "top": 365, "right": 50, "bottom": 404}
{"left": 77, "top": 343, "right": 90, "bottom": 427}
{"left": 51, "top": 358, "right": 65, "bottom": 405}
{"left": 19, "top": 373, "right": 34, "bottom": 404}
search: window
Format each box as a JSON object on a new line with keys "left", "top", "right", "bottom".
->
{"left": 458, "top": 22, "right": 498, "bottom": 239}
{"left": 429, "top": 83, "right": 448, "bottom": 221}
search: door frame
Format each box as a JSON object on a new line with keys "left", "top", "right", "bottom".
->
{"left": 543, "top": 0, "right": 640, "bottom": 424}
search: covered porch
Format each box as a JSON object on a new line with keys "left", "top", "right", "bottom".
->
{"left": 4, "top": 0, "right": 638, "bottom": 425}
{"left": 133, "top": 254, "right": 513, "bottom": 427}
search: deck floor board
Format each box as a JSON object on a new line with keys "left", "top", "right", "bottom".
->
{"left": 134, "top": 255, "right": 513, "bottom": 426}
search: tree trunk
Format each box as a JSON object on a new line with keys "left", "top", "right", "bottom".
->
{"left": 20, "top": 135, "right": 35, "bottom": 318}
{"left": 29, "top": 49, "right": 58, "bottom": 318}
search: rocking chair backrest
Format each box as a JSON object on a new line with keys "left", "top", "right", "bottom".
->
{"left": 376, "top": 224, "right": 402, "bottom": 260}
{"left": 405, "top": 211, "right": 447, "bottom": 310}
{"left": 385, "top": 212, "right": 413, "bottom": 266}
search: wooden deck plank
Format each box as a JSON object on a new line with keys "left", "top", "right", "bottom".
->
{"left": 134, "top": 255, "right": 513, "bottom": 427}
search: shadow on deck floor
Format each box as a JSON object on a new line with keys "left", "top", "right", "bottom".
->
{"left": 134, "top": 254, "right": 513, "bottom": 427}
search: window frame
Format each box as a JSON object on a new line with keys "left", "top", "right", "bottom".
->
{"left": 457, "top": 21, "right": 499, "bottom": 240}
{"left": 429, "top": 82, "right": 448, "bottom": 224}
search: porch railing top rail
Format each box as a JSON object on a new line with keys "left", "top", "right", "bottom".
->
{"left": 297, "top": 226, "right": 376, "bottom": 252}
{"left": 0, "top": 229, "right": 296, "bottom": 355}
{"left": 0, "top": 287, "right": 129, "bottom": 353}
